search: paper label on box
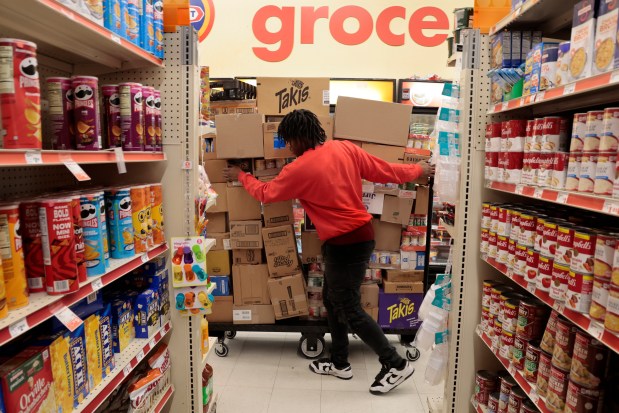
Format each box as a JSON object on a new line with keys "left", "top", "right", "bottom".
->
{"left": 223, "top": 239, "right": 232, "bottom": 250}
{"left": 233, "top": 310, "right": 252, "bottom": 321}
{"left": 362, "top": 192, "right": 385, "bottom": 215}
{"left": 322, "top": 90, "right": 330, "bottom": 106}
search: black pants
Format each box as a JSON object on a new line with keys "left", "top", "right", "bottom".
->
{"left": 322, "top": 240, "right": 403, "bottom": 368}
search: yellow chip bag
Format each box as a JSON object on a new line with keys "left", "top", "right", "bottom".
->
{"left": 84, "top": 314, "right": 103, "bottom": 389}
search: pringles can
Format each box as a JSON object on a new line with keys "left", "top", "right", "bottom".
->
{"left": 0, "top": 205, "right": 28, "bottom": 309}
{"left": 143, "top": 86, "right": 156, "bottom": 151}
{"left": 120, "top": 82, "right": 144, "bottom": 151}
{"left": 102, "top": 84, "right": 122, "bottom": 148}
{"left": 72, "top": 75, "right": 102, "bottom": 150}
{"left": 19, "top": 201, "right": 45, "bottom": 292}
{"left": 130, "top": 186, "right": 149, "bottom": 254}
{"left": 47, "top": 77, "right": 74, "bottom": 150}
{"left": 150, "top": 184, "right": 164, "bottom": 245}
{"left": 105, "top": 189, "right": 135, "bottom": 259}
{"left": 80, "top": 193, "right": 106, "bottom": 276}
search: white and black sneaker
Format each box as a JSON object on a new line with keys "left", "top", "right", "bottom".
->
{"left": 369, "top": 361, "right": 415, "bottom": 395}
{"left": 309, "top": 358, "right": 353, "bottom": 380}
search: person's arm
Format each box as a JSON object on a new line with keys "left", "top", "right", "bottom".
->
{"left": 353, "top": 144, "right": 425, "bottom": 184}
{"left": 237, "top": 166, "right": 304, "bottom": 203}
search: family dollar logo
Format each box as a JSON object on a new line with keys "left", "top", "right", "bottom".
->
{"left": 190, "top": 0, "right": 215, "bottom": 43}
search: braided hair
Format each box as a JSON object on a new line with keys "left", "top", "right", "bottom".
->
{"left": 277, "top": 109, "right": 327, "bottom": 155}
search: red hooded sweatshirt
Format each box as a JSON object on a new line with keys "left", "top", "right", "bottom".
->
{"left": 239, "top": 140, "right": 423, "bottom": 241}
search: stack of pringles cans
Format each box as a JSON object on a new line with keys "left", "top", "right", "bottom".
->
{"left": 485, "top": 108, "right": 619, "bottom": 198}
{"left": 0, "top": 184, "right": 165, "bottom": 320}
{"left": 0, "top": 38, "right": 163, "bottom": 151}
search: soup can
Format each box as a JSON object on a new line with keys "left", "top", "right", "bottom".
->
{"left": 537, "top": 350, "right": 553, "bottom": 398}
{"left": 569, "top": 331, "right": 609, "bottom": 389}
{"left": 523, "top": 340, "right": 541, "bottom": 383}
{"left": 547, "top": 365, "right": 570, "bottom": 413}
{"left": 525, "top": 248, "right": 539, "bottom": 284}
{"left": 483, "top": 280, "right": 501, "bottom": 308}
{"left": 564, "top": 380, "right": 603, "bottom": 413}
{"left": 507, "top": 240, "right": 516, "bottom": 268}
{"left": 506, "top": 387, "right": 526, "bottom": 413}
{"left": 583, "top": 110, "right": 604, "bottom": 152}
{"left": 497, "top": 206, "right": 512, "bottom": 237}
{"left": 594, "top": 232, "right": 618, "bottom": 279}
{"left": 513, "top": 244, "right": 528, "bottom": 277}
{"left": 593, "top": 151, "right": 617, "bottom": 195}
{"left": 540, "top": 310, "right": 560, "bottom": 354}
{"left": 499, "top": 328, "right": 516, "bottom": 360}
{"left": 517, "top": 298, "right": 549, "bottom": 340}
{"left": 503, "top": 297, "right": 521, "bottom": 333}
{"left": 541, "top": 116, "right": 569, "bottom": 153}
{"left": 518, "top": 213, "right": 536, "bottom": 247}
{"left": 510, "top": 209, "right": 521, "bottom": 241}
{"left": 541, "top": 220, "right": 559, "bottom": 257}
{"left": 493, "top": 318, "right": 503, "bottom": 350}
{"left": 489, "top": 232, "right": 498, "bottom": 259}
{"left": 490, "top": 205, "right": 499, "bottom": 233}
{"left": 537, "top": 254, "right": 554, "bottom": 292}
{"left": 551, "top": 152, "right": 569, "bottom": 189}
{"left": 571, "top": 229, "right": 597, "bottom": 274}
{"left": 566, "top": 270, "right": 593, "bottom": 313}
{"left": 538, "top": 152, "right": 555, "bottom": 187}
{"left": 512, "top": 335, "right": 528, "bottom": 370}
{"left": 72, "top": 75, "right": 102, "bottom": 150}
{"left": 0, "top": 205, "right": 28, "bottom": 310}
{"left": 552, "top": 317, "right": 577, "bottom": 371}
{"left": 475, "top": 370, "right": 499, "bottom": 406}
{"left": 550, "top": 262, "right": 570, "bottom": 301}
{"left": 497, "top": 235, "right": 509, "bottom": 264}
{"left": 565, "top": 152, "right": 582, "bottom": 191}
{"left": 600, "top": 107, "right": 619, "bottom": 151}
{"left": 482, "top": 203, "right": 492, "bottom": 229}
{"left": 570, "top": 113, "right": 587, "bottom": 153}
{"left": 577, "top": 153, "right": 598, "bottom": 193}
{"left": 555, "top": 224, "right": 575, "bottom": 266}
{"left": 498, "top": 375, "right": 517, "bottom": 413}
{"left": 604, "top": 284, "right": 619, "bottom": 333}
{"left": 488, "top": 392, "right": 500, "bottom": 413}
{"left": 534, "top": 215, "right": 547, "bottom": 253}
{"left": 47, "top": 77, "right": 74, "bottom": 150}
{"left": 519, "top": 400, "right": 537, "bottom": 413}
{"left": 589, "top": 278, "right": 610, "bottom": 322}
{"left": 491, "top": 284, "right": 514, "bottom": 316}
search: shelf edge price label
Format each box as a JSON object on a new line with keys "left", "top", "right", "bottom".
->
{"left": 182, "top": 160, "right": 192, "bottom": 170}
{"left": 123, "top": 364, "right": 132, "bottom": 377}
{"left": 92, "top": 278, "right": 104, "bottom": 292}
{"left": 535, "top": 91, "right": 545, "bottom": 102}
{"left": 534, "top": 188, "right": 544, "bottom": 198}
{"left": 9, "top": 318, "right": 29, "bottom": 338}
{"left": 520, "top": 97, "right": 526, "bottom": 107}
{"left": 149, "top": 338, "right": 157, "bottom": 349}
{"left": 110, "top": 34, "right": 122, "bottom": 44}
{"left": 55, "top": 306, "right": 84, "bottom": 332}
{"left": 529, "top": 388, "right": 539, "bottom": 404}
{"left": 141, "top": 253, "right": 150, "bottom": 263}
{"left": 563, "top": 83, "right": 576, "bottom": 95}
{"left": 553, "top": 301, "right": 565, "bottom": 313}
{"left": 603, "top": 200, "right": 619, "bottom": 215}
{"left": 501, "top": 101, "right": 509, "bottom": 111}
{"left": 588, "top": 322, "right": 604, "bottom": 340}
{"left": 25, "top": 151, "right": 43, "bottom": 165}
{"left": 64, "top": 161, "right": 91, "bottom": 181}
{"left": 526, "top": 283, "right": 536, "bottom": 294}
{"left": 611, "top": 70, "right": 619, "bottom": 84}
{"left": 557, "top": 193, "right": 569, "bottom": 203}
{"left": 515, "top": 184, "right": 525, "bottom": 195}
{"left": 114, "top": 147, "right": 127, "bottom": 174}
{"left": 136, "top": 349, "right": 145, "bottom": 362}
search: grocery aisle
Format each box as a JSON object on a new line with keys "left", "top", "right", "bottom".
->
{"left": 206, "top": 332, "right": 441, "bottom": 413}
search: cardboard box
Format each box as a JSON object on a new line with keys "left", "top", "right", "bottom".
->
{"left": 232, "top": 249, "right": 263, "bottom": 265}
{"left": 362, "top": 191, "right": 385, "bottom": 215}
{"left": 361, "top": 143, "right": 405, "bottom": 164}
{"left": 319, "top": 115, "right": 334, "bottom": 141}
{"left": 301, "top": 231, "right": 323, "bottom": 264}
{"left": 334, "top": 97, "right": 411, "bottom": 147}
{"left": 263, "top": 122, "right": 295, "bottom": 159}
{"left": 414, "top": 186, "right": 430, "bottom": 215}
{"left": 384, "top": 270, "right": 424, "bottom": 282}
{"left": 594, "top": 0, "right": 618, "bottom": 75}
{"left": 227, "top": 186, "right": 262, "bottom": 221}
{"left": 232, "top": 304, "right": 275, "bottom": 324}
{"left": 381, "top": 196, "right": 413, "bottom": 225}
{"left": 360, "top": 283, "right": 379, "bottom": 308}
{"left": 206, "top": 296, "right": 233, "bottom": 322}
{"left": 210, "top": 275, "right": 231, "bottom": 296}
{"left": 383, "top": 280, "right": 424, "bottom": 294}
{"left": 378, "top": 290, "right": 423, "bottom": 329}
{"left": 209, "top": 183, "right": 229, "bottom": 213}
{"left": 403, "top": 151, "right": 431, "bottom": 185}
{"left": 203, "top": 159, "right": 228, "bottom": 183}
{"left": 401, "top": 250, "right": 426, "bottom": 270}
{"left": 210, "top": 232, "right": 231, "bottom": 251}
{"left": 267, "top": 274, "right": 309, "bottom": 320}
{"left": 262, "top": 225, "right": 301, "bottom": 277}
{"left": 364, "top": 306, "right": 379, "bottom": 322}
{"left": 210, "top": 99, "right": 257, "bottom": 117}
{"left": 263, "top": 200, "right": 294, "bottom": 228}
{"left": 232, "top": 264, "right": 270, "bottom": 305}
{"left": 206, "top": 212, "right": 227, "bottom": 233}
{"left": 215, "top": 113, "right": 265, "bottom": 159}
{"left": 257, "top": 77, "right": 330, "bottom": 117}
{"left": 206, "top": 250, "right": 231, "bottom": 276}
{"left": 203, "top": 132, "right": 217, "bottom": 160}
{"left": 230, "top": 221, "right": 263, "bottom": 249}
{"left": 568, "top": 0, "right": 595, "bottom": 82}
{"left": 373, "top": 220, "right": 403, "bottom": 252}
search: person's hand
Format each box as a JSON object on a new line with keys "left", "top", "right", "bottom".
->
{"left": 223, "top": 165, "right": 243, "bottom": 182}
{"left": 418, "top": 161, "right": 436, "bottom": 181}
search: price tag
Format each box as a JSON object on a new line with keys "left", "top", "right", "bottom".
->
{"left": 114, "top": 147, "right": 127, "bottom": 174}
{"left": 136, "top": 349, "right": 145, "bottom": 362}
{"left": 557, "top": 193, "right": 568, "bottom": 203}
{"left": 515, "top": 6, "right": 522, "bottom": 16}
{"left": 529, "top": 388, "right": 540, "bottom": 404}
{"left": 534, "top": 188, "right": 544, "bottom": 198}
{"left": 501, "top": 101, "right": 509, "bottom": 111}
{"left": 64, "top": 161, "right": 91, "bottom": 181}
{"left": 515, "top": 185, "right": 525, "bottom": 195}
{"left": 123, "top": 364, "right": 132, "bottom": 377}
{"left": 603, "top": 200, "right": 619, "bottom": 215}
{"left": 110, "top": 34, "right": 122, "bottom": 44}
{"left": 508, "top": 363, "right": 516, "bottom": 375}
{"left": 588, "top": 322, "right": 605, "bottom": 340}
{"left": 25, "top": 151, "right": 43, "bottom": 165}
{"left": 520, "top": 97, "right": 526, "bottom": 107}
{"left": 92, "top": 278, "right": 104, "bottom": 292}
{"left": 507, "top": 269, "right": 514, "bottom": 278}
{"left": 149, "top": 338, "right": 157, "bottom": 349}
{"left": 182, "top": 160, "right": 192, "bottom": 170}
{"left": 611, "top": 70, "right": 619, "bottom": 83}
{"left": 141, "top": 253, "right": 150, "bottom": 263}
{"left": 55, "top": 306, "right": 84, "bottom": 332}
{"left": 527, "top": 283, "right": 536, "bottom": 294}
{"left": 535, "top": 91, "right": 545, "bottom": 102}
{"left": 9, "top": 319, "right": 29, "bottom": 338}
{"left": 563, "top": 83, "right": 576, "bottom": 95}
{"left": 553, "top": 301, "right": 565, "bottom": 313}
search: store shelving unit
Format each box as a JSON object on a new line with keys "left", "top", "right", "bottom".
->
{"left": 0, "top": 150, "right": 165, "bottom": 167}
{"left": 201, "top": 337, "right": 218, "bottom": 371}
{"left": 0, "top": 0, "right": 163, "bottom": 74}
{"left": 489, "top": 0, "right": 578, "bottom": 37}
{"left": 75, "top": 321, "right": 172, "bottom": 413}
{"left": 0, "top": 243, "right": 168, "bottom": 346}
{"left": 439, "top": 219, "right": 456, "bottom": 238}
{"left": 152, "top": 385, "right": 175, "bottom": 413}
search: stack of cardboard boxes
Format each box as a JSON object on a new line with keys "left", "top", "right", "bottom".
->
{"left": 204, "top": 78, "right": 427, "bottom": 331}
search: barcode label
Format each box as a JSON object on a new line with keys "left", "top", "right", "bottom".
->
{"left": 54, "top": 280, "right": 70, "bottom": 292}
{"left": 322, "top": 90, "right": 330, "bottom": 106}
{"left": 563, "top": 83, "right": 576, "bottom": 95}
{"left": 233, "top": 310, "right": 251, "bottom": 321}
{"left": 92, "top": 278, "right": 104, "bottom": 291}
{"left": 27, "top": 278, "right": 43, "bottom": 290}
{"left": 9, "top": 319, "right": 29, "bottom": 338}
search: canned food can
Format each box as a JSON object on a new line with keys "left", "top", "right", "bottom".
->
{"left": 491, "top": 284, "right": 513, "bottom": 316}
{"left": 532, "top": 118, "right": 545, "bottom": 153}
{"left": 47, "top": 77, "right": 74, "bottom": 150}
{"left": 551, "top": 152, "right": 569, "bottom": 189}
{"left": 69, "top": 196, "right": 87, "bottom": 283}
{"left": 497, "top": 235, "right": 509, "bottom": 264}
{"left": 150, "top": 184, "right": 164, "bottom": 245}
{"left": 584, "top": 110, "right": 604, "bottom": 152}
{"left": 541, "top": 116, "right": 569, "bottom": 153}
{"left": 72, "top": 75, "right": 102, "bottom": 150}
{"left": 482, "top": 203, "right": 492, "bottom": 229}
{"left": 553, "top": 317, "right": 578, "bottom": 371}
{"left": 523, "top": 341, "right": 541, "bottom": 383}
{"left": 490, "top": 205, "right": 499, "bottom": 233}
{"left": 577, "top": 153, "right": 598, "bottom": 193}
{"left": 499, "top": 328, "right": 516, "bottom": 359}
{"left": 481, "top": 306, "right": 491, "bottom": 332}
{"left": 511, "top": 335, "right": 528, "bottom": 370}
{"left": 569, "top": 331, "right": 609, "bottom": 389}
{"left": 565, "top": 152, "right": 582, "bottom": 191}
{"left": 497, "top": 206, "right": 512, "bottom": 237}
{"left": 0, "top": 38, "right": 42, "bottom": 149}
{"left": 589, "top": 278, "right": 610, "bottom": 322}
{"left": 524, "top": 120, "right": 535, "bottom": 152}
{"left": 489, "top": 232, "right": 498, "bottom": 259}
{"left": 537, "top": 254, "right": 554, "bottom": 292}
{"left": 594, "top": 232, "right": 617, "bottom": 279}
{"left": 102, "top": 84, "right": 121, "bottom": 148}
{"left": 80, "top": 193, "right": 106, "bottom": 276}
{"left": 555, "top": 224, "right": 575, "bottom": 266}
{"left": 570, "top": 113, "right": 587, "bottom": 153}
{"left": 604, "top": 284, "right": 619, "bottom": 333}
{"left": 488, "top": 392, "right": 500, "bottom": 413}
{"left": 594, "top": 151, "right": 617, "bottom": 195}
{"left": 534, "top": 215, "right": 547, "bottom": 253}
{"left": 571, "top": 229, "right": 596, "bottom": 274}
{"left": 493, "top": 318, "right": 503, "bottom": 350}
{"left": 540, "top": 310, "right": 560, "bottom": 354}
{"left": 564, "top": 380, "right": 604, "bottom": 413}
{"left": 541, "top": 220, "right": 559, "bottom": 257}
{"left": 519, "top": 400, "right": 537, "bottom": 413}
{"left": 550, "top": 262, "right": 570, "bottom": 301}
{"left": 498, "top": 375, "right": 517, "bottom": 413}
{"left": 524, "top": 249, "right": 539, "bottom": 284}
{"left": 505, "top": 120, "right": 526, "bottom": 152}
{"left": 513, "top": 244, "right": 528, "bottom": 277}
{"left": 530, "top": 153, "right": 542, "bottom": 185}
{"left": 507, "top": 240, "right": 516, "bottom": 268}
{"left": 19, "top": 202, "right": 45, "bottom": 292}
{"left": 507, "top": 387, "right": 526, "bottom": 413}
{"left": 105, "top": 188, "right": 135, "bottom": 259}
{"left": 483, "top": 280, "right": 500, "bottom": 308}
{"left": 537, "top": 350, "right": 553, "bottom": 397}
{"left": 130, "top": 186, "right": 150, "bottom": 254}
{"left": 600, "top": 107, "right": 619, "bottom": 151}
{"left": 475, "top": 370, "right": 499, "bottom": 406}
{"left": 521, "top": 153, "right": 533, "bottom": 185}
{"left": 509, "top": 209, "right": 521, "bottom": 241}
{"left": 503, "top": 153, "right": 524, "bottom": 184}
{"left": 0, "top": 205, "right": 28, "bottom": 310}
{"left": 566, "top": 271, "right": 594, "bottom": 313}
{"left": 518, "top": 214, "right": 536, "bottom": 247}
{"left": 500, "top": 292, "right": 524, "bottom": 325}
{"left": 547, "top": 365, "right": 570, "bottom": 413}
{"left": 517, "top": 298, "right": 549, "bottom": 340}
{"left": 143, "top": 86, "right": 157, "bottom": 151}
{"left": 120, "top": 82, "right": 144, "bottom": 151}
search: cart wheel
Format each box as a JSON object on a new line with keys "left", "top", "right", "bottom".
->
{"left": 399, "top": 334, "right": 415, "bottom": 345}
{"left": 225, "top": 331, "right": 237, "bottom": 340}
{"left": 215, "top": 343, "right": 229, "bottom": 357}
{"left": 298, "top": 336, "right": 325, "bottom": 359}
{"left": 406, "top": 347, "right": 420, "bottom": 362}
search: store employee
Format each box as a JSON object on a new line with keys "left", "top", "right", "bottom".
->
{"left": 223, "top": 109, "right": 434, "bottom": 395}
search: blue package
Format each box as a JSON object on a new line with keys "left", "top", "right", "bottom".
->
{"left": 99, "top": 304, "right": 115, "bottom": 378}
{"left": 141, "top": 0, "right": 155, "bottom": 53}
{"left": 0, "top": 384, "right": 4, "bottom": 413}
{"left": 68, "top": 324, "right": 90, "bottom": 407}
{"left": 210, "top": 275, "right": 230, "bottom": 296}
{"left": 81, "top": 193, "right": 107, "bottom": 276}
{"left": 104, "top": 0, "right": 125, "bottom": 36}
{"left": 51, "top": 291, "right": 104, "bottom": 333}
{"left": 105, "top": 188, "right": 135, "bottom": 259}
{"left": 111, "top": 298, "right": 134, "bottom": 353}
{"left": 153, "top": 0, "right": 164, "bottom": 58}
{"left": 97, "top": 193, "right": 110, "bottom": 268}
{"left": 125, "top": 0, "right": 141, "bottom": 45}
{"left": 134, "top": 289, "right": 158, "bottom": 338}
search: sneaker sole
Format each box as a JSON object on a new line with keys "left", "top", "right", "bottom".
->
{"left": 308, "top": 364, "right": 353, "bottom": 380}
{"left": 369, "top": 367, "right": 415, "bottom": 395}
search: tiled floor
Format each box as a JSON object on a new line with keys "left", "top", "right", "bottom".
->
{"left": 206, "top": 332, "right": 444, "bottom": 413}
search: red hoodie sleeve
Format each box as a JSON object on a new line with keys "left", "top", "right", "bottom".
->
{"left": 238, "top": 166, "right": 303, "bottom": 203}
{"left": 353, "top": 144, "right": 424, "bottom": 184}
